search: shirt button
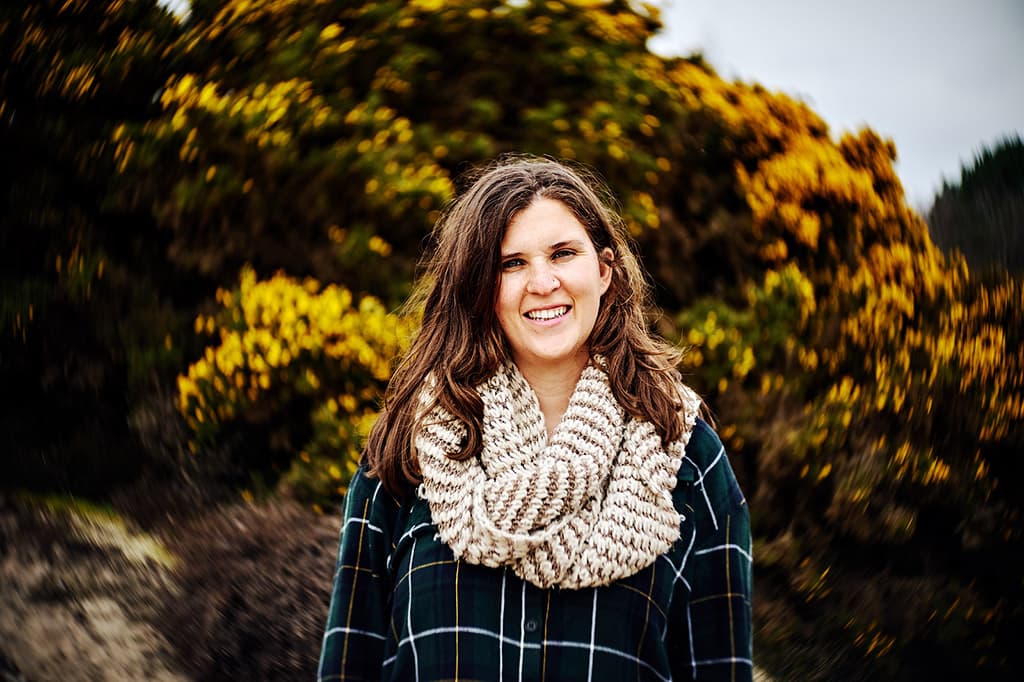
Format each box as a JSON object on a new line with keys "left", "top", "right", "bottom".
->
{"left": 524, "top": 619, "right": 538, "bottom": 633}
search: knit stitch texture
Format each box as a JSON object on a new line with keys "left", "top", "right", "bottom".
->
{"left": 416, "top": 361, "right": 702, "bottom": 589}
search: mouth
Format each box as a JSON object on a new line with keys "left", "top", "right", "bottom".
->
{"left": 524, "top": 305, "right": 570, "bottom": 321}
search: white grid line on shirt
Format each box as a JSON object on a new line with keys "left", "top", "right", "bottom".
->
{"left": 384, "top": 624, "right": 545, "bottom": 665}
{"left": 322, "top": 625, "right": 387, "bottom": 642}
{"left": 695, "top": 655, "right": 754, "bottom": 667}
{"left": 500, "top": 568, "right": 507, "bottom": 680}
{"left": 408, "top": 536, "right": 420, "bottom": 682}
{"left": 587, "top": 589, "right": 598, "bottom": 680}
{"left": 388, "top": 522, "right": 433, "bottom": 573}
{"left": 695, "top": 445, "right": 725, "bottom": 531}
{"left": 694, "top": 542, "right": 754, "bottom": 563}
{"left": 687, "top": 600, "right": 697, "bottom": 680}
{"left": 344, "top": 516, "right": 382, "bottom": 535}
{"left": 518, "top": 582, "right": 527, "bottom": 682}
{"left": 542, "top": 638, "right": 672, "bottom": 682}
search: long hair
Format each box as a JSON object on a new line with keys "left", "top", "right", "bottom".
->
{"left": 365, "top": 156, "right": 685, "bottom": 497}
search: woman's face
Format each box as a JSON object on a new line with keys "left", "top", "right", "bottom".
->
{"left": 496, "top": 197, "right": 612, "bottom": 377}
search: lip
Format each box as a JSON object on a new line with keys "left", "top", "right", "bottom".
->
{"left": 523, "top": 304, "right": 571, "bottom": 323}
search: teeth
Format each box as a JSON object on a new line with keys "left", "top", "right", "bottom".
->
{"left": 526, "top": 306, "right": 568, "bottom": 320}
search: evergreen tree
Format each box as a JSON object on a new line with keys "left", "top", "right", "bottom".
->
{"left": 928, "top": 135, "right": 1024, "bottom": 273}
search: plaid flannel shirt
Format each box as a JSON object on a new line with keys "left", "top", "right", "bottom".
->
{"left": 319, "top": 418, "right": 752, "bottom": 681}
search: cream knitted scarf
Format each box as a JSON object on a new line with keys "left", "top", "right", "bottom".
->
{"left": 415, "top": 360, "right": 702, "bottom": 590}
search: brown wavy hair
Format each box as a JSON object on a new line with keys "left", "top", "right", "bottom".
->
{"left": 365, "top": 156, "right": 685, "bottom": 497}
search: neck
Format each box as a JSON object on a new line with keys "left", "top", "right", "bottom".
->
{"left": 514, "top": 354, "right": 589, "bottom": 437}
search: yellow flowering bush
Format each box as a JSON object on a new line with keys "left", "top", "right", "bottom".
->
{"left": 738, "top": 135, "right": 886, "bottom": 255}
{"left": 672, "top": 79, "right": 1023, "bottom": 667}
{"left": 948, "top": 273, "right": 1024, "bottom": 443}
{"left": 675, "top": 264, "right": 817, "bottom": 460}
{"left": 113, "top": 64, "right": 454, "bottom": 299}
{"left": 177, "top": 266, "right": 414, "bottom": 502}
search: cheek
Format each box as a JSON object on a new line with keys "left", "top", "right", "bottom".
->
{"left": 495, "top": 277, "right": 516, "bottom": 321}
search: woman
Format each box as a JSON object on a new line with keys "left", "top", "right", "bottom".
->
{"left": 319, "top": 157, "right": 752, "bottom": 681}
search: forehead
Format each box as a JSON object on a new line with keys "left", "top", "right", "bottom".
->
{"left": 501, "top": 198, "right": 590, "bottom": 250}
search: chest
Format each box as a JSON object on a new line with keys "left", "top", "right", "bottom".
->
{"left": 385, "top": 487, "right": 696, "bottom": 644}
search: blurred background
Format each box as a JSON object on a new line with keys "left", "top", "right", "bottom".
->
{"left": 1, "top": 1, "right": 1021, "bottom": 679}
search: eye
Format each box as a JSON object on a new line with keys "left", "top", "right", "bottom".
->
{"left": 501, "top": 257, "right": 525, "bottom": 270}
{"left": 552, "top": 248, "right": 576, "bottom": 260}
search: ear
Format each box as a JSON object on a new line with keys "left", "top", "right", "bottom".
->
{"left": 598, "top": 247, "right": 614, "bottom": 295}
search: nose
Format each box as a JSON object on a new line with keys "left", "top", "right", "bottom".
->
{"left": 525, "top": 264, "right": 560, "bottom": 295}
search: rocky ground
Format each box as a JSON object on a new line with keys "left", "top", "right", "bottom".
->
{"left": 0, "top": 499, "right": 186, "bottom": 681}
{"left": 0, "top": 495, "right": 339, "bottom": 681}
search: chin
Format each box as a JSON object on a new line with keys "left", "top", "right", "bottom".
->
{"left": 520, "top": 346, "right": 587, "bottom": 368}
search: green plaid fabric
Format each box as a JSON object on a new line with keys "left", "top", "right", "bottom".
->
{"left": 319, "top": 418, "right": 752, "bottom": 682}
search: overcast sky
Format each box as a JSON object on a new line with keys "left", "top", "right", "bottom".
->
{"left": 648, "top": 0, "right": 1024, "bottom": 209}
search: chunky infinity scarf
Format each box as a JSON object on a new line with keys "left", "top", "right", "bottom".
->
{"left": 415, "top": 361, "right": 701, "bottom": 589}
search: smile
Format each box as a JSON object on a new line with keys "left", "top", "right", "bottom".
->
{"left": 525, "top": 305, "right": 569, "bottom": 321}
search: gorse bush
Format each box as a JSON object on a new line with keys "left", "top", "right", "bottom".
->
{"left": 178, "top": 267, "right": 414, "bottom": 503}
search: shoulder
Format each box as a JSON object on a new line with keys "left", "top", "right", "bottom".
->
{"left": 344, "top": 464, "right": 409, "bottom": 531}
{"left": 684, "top": 418, "right": 724, "bottom": 469}
{"left": 345, "top": 464, "right": 385, "bottom": 508}
{"left": 678, "top": 417, "right": 746, "bottom": 511}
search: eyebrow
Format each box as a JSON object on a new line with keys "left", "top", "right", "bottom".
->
{"left": 500, "top": 239, "right": 588, "bottom": 259}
